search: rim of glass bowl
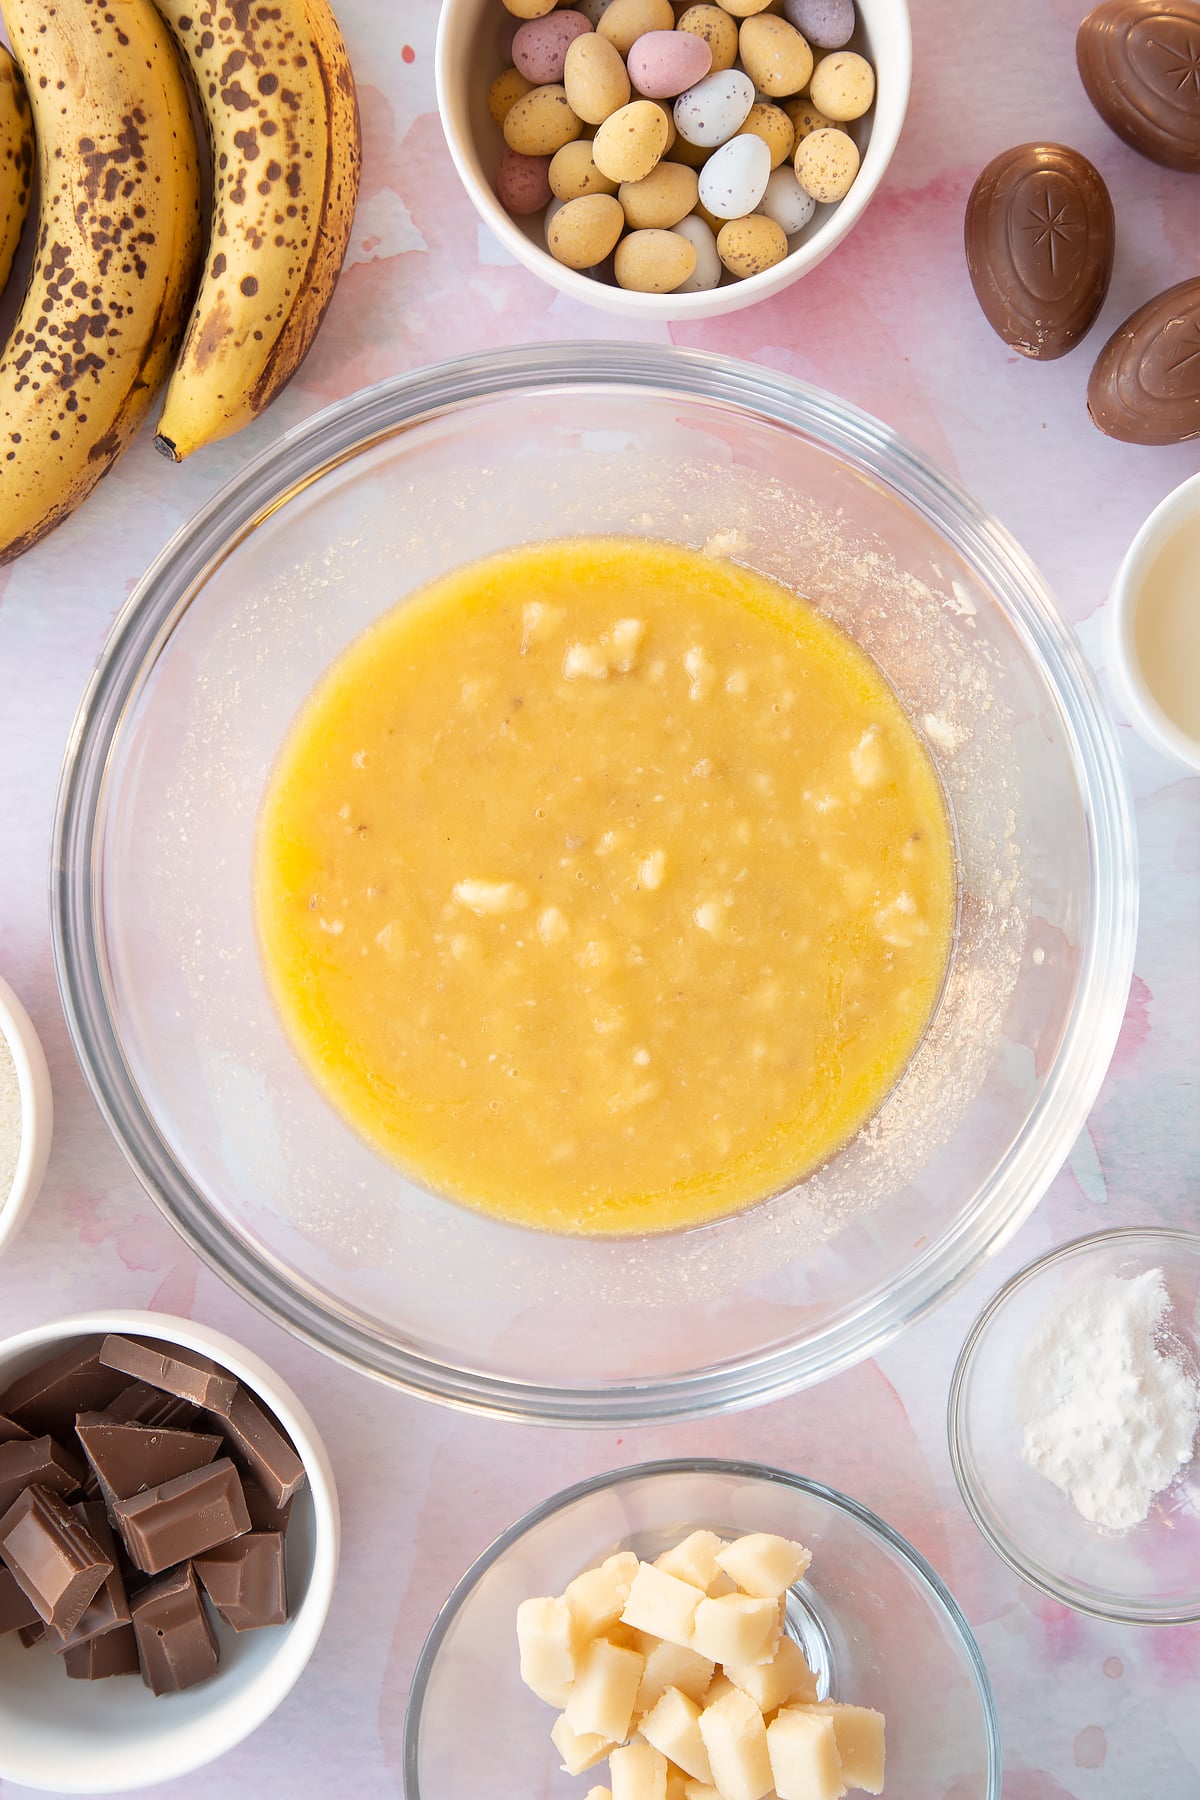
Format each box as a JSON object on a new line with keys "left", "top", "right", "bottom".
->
{"left": 51, "top": 342, "right": 1138, "bottom": 1425}
{"left": 402, "top": 1456, "right": 1004, "bottom": 1798}
{"left": 947, "top": 1226, "right": 1200, "bottom": 1627}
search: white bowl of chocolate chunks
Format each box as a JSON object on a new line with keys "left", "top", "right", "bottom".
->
{"left": 0, "top": 1310, "right": 340, "bottom": 1793}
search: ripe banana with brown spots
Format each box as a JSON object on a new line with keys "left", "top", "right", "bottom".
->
{"left": 0, "top": 43, "right": 34, "bottom": 298}
{"left": 149, "top": 0, "right": 362, "bottom": 461}
{"left": 0, "top": 0, "right": 203, "bottom": 564}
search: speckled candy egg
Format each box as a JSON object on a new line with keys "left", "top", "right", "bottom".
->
{"left": 592, "top": 97, "right": 670, "bottom": 181}
{"left": 563, "top": 31, "right": 631, "bottom": 123}
{"left": 794, "top": 123, "right": 860, "bottom": 199}
{"left": 547, "top": 192, "right": 626, "bottom": 267}
{"left": 717, "top": 212, "right": 789, "bottom": 277}
{"left": 737, "top": 15, "right": 814, "bottom": 98}
{"left": 671, "top": 213, "right": 723, "bottom": 290}
{"left": 782, "top": 0, "right": 855, "bottom": 50}
{"left": 496, "top": 145, "right": 554, "bottom": 214}
{"left": 512, "top": 10, "right": 593, "bottom": 84}
{"left": 673, "top": 67, "right": 756, "bottom": 147}
{"left": 488, "top": 67, "right": 534, "bottom": 125}
{"left": 809, "top": 49, "right": 875, "bottom": 121}
{"left": 502, "top": 84, "right": 584, "bottom": 155}
{"left": 625, "top": 31, "right": 709, "bottom": 101}
{"left": 698, "top": 131, "right": 772, "bottom": 218}
{"left": 614, "top": 226, "right": 697, "bottom": 290}
{"left": 549, "top": 137, "right": 619, "bottom": 199}
{"left": 759, "top": 164, "right": 816, "bottom": 232}
{"left": 618, "top": 158, "right": 699, "bottom": 227}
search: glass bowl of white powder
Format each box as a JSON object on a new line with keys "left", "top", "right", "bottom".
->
{"left": 948, "top": 1228, "right": 1200, "bottom": 1626}
{"left": 0, "top": 974, "right": 53, "bottom": 1260}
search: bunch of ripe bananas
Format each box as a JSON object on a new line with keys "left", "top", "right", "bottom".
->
{"left": 0, "top": 0, "right": 361, "bottom": 563}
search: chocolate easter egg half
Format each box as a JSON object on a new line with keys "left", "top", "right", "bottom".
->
{"left": 965, "top": 143, "right": 1115, "bottom": 359}
{"left": 1088, "top": 276, "right": 1200, "bottom": 443}
{"left": 1077, "top": 0, "right": 1200, "bottom": 173}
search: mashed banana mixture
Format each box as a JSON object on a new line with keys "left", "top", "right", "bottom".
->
{"left": 256, "top": 537, "right": 956, "bottom": 1234}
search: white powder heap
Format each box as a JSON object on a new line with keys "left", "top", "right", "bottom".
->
{"left": 1021, "top": 1267, "right": 1200, "bottom": 1530}
{"left": 0, "top": 1032, "right": 21, "bottom": 1208}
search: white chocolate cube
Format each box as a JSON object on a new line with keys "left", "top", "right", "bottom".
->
{"left": 517, "top": 1595, "right": 577, "bottom": 1705}
{"left": 691, "top": 1593, "right": 782, "bottom": 1667}
{"left": 609, "top": 1740, "right": 669, "bottom": 1800}
{"left": 551, "top": 1712, "right": 615, "bottom": 1776}
{"left": 665, "top": 1768, "right": 690, "bottom": 1800}
{"left": 567, "top": 1552, "right": 641, "bottom": 1640}
{"left": 766, "top": 1707, "right": 846, "bottom": 1800}
{"left": 683, "top": 1787, "right": 722, "bottom": 1800}
{"left": 564, "top": 1637, "right": 645, "bottom": 1744}
{"left": 714, "top": 1533, "right": 813, "bottom": 1599}
{"left": 635, "top": 1639, "right": 716, "bottom": 1713}
{"left": 654, "top": 1530, "right": 727, "bottom": 1594}
{"left": 621, "top": 1562, "right": 705, "bottom": 1649}
{"left": 702, "top": 1671, "right": 736, "bottom": 1708}
{"left": 697, "top": 1686, "right": 774, "bottom": 1800}
{"left": 725, "top": 1634, "right": 819, "bottom": 1713}
{"left": 639, "top": 1686, "right": 713, "bottom": 1784}
{"left": 799, "top": 1702, "right": 886, "bottom": 1793}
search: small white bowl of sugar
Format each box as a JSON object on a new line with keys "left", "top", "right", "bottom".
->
{"left": 0, "top": 974, "right": 53, "bottom": 1258}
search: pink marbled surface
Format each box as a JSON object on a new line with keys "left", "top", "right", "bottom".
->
{"left": 1, "top": 0, "right": 1199, "bottom": 1793}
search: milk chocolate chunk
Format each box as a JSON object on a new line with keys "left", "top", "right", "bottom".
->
{"left": 1088, "top": 275, "right": 1200, "bottom": 441}
{"left": 0, "top": 1434, "right": 84, "bottom": 1515}
{"left": 75, "top": 1415, "right": 223, "bottom": 1511}
{"left": 0, "top": 1485, "right": 113, "bottom": 1636}
{"left": 242, "top": 1479, "right": 294, "bottom": 1536}
{"left": 46, "top": 1504, "right": 131, "bottom": 1651}
{"left": 0, "top": 1565, "right": 41, "bottom": 1634}
{"left": 63, "top": 1623, "right": 141, "bottom": 1680}
{"left": 214, "top": 1386, "right": 306, "bottom": 1510}
{"left": 965, "top": 143, "right": 1115, "bottom": 359}
{"left": 0, "top": 1347, "right": 129, "bottom": 1443}
{"left": 130, "top": 1563, "right": 220, "bottom": 1695}
{"left": 1078, "top": 0, "right": 1200, "bottom": 172}
{"left": 113, "top": 1457, "right": 251, "bottom": 1575}
{"left": 0, "top": 1413, "right": 31, "bottom": 1446}
{"left": 98, "top": 1336, "right": 237, "bottom": 1414}
{"left": 100, "top": 1381, "right": 201, "bottom": 1433}
{"left": 17, "top": 1620, "right": 45, "bottom": 1647}
{"left": 195, "top": 1531, "right": 287, "bottom": 1630}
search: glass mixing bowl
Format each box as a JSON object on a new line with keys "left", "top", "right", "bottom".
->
{"left": 949, "top": 1229, "right": 1200, "bottom": 1626}
{"left": 404, "top": 1458, "right": 1002, "bottom": 1797}
{"left": 53, "top": 344, "right": 1136, "bottom": 1423}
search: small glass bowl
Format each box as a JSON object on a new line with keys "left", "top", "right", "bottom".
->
{"left": 404, "top": 1458, "right": 1002, "bottom": 1797}
{"left": 948, "top": 1228, "right": 1200, "bottom": 1627}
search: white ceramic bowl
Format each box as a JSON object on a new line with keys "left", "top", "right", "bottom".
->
{"left": 435, "top": 0, "right": 911, "bottom": 319}
{"left": 1107, "top": 469, "right": 1200, "bottom": 774}
{"left": 0, "top": 1310, "right": 340, "bottom": 1793}
{"left": 0, "top": 973, "right": 53, "bottom": 1259}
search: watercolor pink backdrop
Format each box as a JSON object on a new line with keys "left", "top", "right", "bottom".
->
{"left": 1, "top": 0, "right": 1198, "bottom": 1794}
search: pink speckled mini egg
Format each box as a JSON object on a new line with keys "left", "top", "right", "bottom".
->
{"left": 626, "top": 28, "right": 712, "bottom": 99}
{"left": 512, "top": 9, "right": 593, "bottom": 84}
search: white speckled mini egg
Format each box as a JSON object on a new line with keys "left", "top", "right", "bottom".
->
{"left": 670, "top": 213, "right": 723, "bottom": 291}
{"left": 697, "top": 131, "right": 772, "bottom": 218}
{"left": 759, "top": 164, "right": 816, "bottom": 233}
{"left": 672, "top": 67, "right": 755, "bottom": 147}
